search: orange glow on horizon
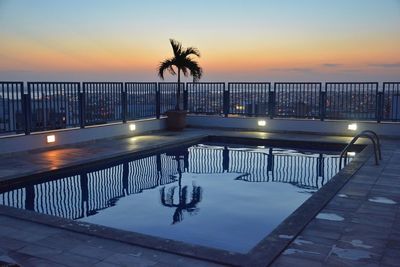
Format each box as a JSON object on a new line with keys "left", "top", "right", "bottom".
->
{"left": 1, "top": 30, "right": 399, "bottom": 80}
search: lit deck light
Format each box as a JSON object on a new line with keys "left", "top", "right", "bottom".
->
{"left": 46, "top": 135, "right": 56, "bottom": 144}
{"left": 258, "top": 120, "right": 266, "bottom": 127}
{"left": 348, "top": 123, "right": 357, "bottom": 131}
{"left": 129, "top": 123, "right": 136, "bottom": 131}
{"left": 347, "top": 151, "right": 356, "bottom": 157}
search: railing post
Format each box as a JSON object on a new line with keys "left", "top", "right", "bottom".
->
{"left": 223, "top": 86, "right": 230, "bottom": 117}
{"left": 268, "top": 90, "right": 275, "bottom": 119}
{"left": 376, "top": 91, "right": 384, "bottom": 123}
{"left": 22, "top": 92, "right": 31, "bottom": 135}
{"left": 183, "top": 83, "right": 188, "bottom": 111}
{"left": 78, "top": 87, "right": 85, "bottom": 128}
{"left": 156, "top": 84, "right": 161, "bottom": 119}
{"left": 319, "top": 90, "right": 326, "bottom": 121}
{"left": 122, "top": 86, "right": 127, "bottom": 123}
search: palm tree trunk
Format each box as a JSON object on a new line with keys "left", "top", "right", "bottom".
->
{"left": 176, "top": 68, "right": 181, "bottom": 110}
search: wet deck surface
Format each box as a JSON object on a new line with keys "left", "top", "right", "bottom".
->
{"left": 0, "top": 128, "right": 398, "bottom": 266}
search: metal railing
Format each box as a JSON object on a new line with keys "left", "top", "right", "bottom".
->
{"left": 382, "top": 82, "right": 400, "bottom": 122}
{"left": 83, "top": 82, "right": 123, "bottom": 126}
{"left": 274, "top": 82, "right": 321, "bottom": 119}
{"left": 228, "top": 82, "right": 271, "bottom": 117}
{"left": 325, "top": 82, "right": 379, "bottom": 121}
{"left": 1, "top": 81, "right": 400, "bottom": 136}
{"left": 27, "top": 82, "right": 81, "bottom": 132}
{"left": 186, "top": 82, "right": 224, "bottom": 115}
{"left": 0, "top": 82, "right": 23, "bottom": 133}
{"left": 158, "top": 82, "right": 184, "bottom": 114}
{"left": 125, "top": 82, "right": 157, "bottom": 120}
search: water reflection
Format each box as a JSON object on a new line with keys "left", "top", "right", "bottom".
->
{"left": 160, "top": 149, "right": 203, "bottom": 224}
{"left": 0, "top": 144, "right": 351, "bottom": 223}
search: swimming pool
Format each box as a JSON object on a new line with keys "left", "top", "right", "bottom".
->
{"left": 0, "top": 140, "right": 353, "bottom": 255}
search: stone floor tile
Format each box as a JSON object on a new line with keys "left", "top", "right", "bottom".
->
{"left": 301, "top": 228, "right": 342, "bottom": 240}
{"left": 17, "top": 244, "right": 63, "bottom": 258}
{"left": 379, "top": 248, "right": 400, "bottom": 267}
{"left": 45, "top": 252, "right": 101, "bottom": 267}
{"left": 271, "top": 256, "right": 323, "bottom": 267}
{"left": 102, "top": 253, "right": 158, "bottom": 267}
{"left": 156, "top": 256, "right": 225, "bottom": 267}
{"left": 0, "top": 236, "right": 29, "bottom": 251}
{"left": 94, "top": 260, "right": 124, "bottom": 267}
{"left": 7, "top": 251, "right": 67, "bottom": 267}
{"left": 68, "top": 244, "right": 115, "bottom": 261}
{"left": 324, "top": 255, "right": 380, "bottom": 267}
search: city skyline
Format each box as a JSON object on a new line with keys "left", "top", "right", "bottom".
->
{"left": 0, "top": 0, "right": 399, "bottom": 82}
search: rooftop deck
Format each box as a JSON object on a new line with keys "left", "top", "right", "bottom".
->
{"left": 0, "top": 129, "right": 399, "bottom": 266}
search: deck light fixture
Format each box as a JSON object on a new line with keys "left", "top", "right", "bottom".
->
{"left": 46, "top": 135, "right": 56, "bottom": 144}
{"left": 347, "top": 151, "right": 356, "bottom": 157}
{"left": 258, "top": 120, "right": 266, "bottom": 127}
{"left": 348, "top": 123, "right": 357, "bottom": 131}
{"left": 129, "top": 123, "right": 136, "bottom": 131}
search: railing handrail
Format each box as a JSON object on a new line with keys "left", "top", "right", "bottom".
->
{"left": 339, "top": 130, "right": 381, "bottom": 169}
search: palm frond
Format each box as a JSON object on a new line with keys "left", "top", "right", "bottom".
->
{"left": 158, "top": 59, "right": 176, "bottom": 79}
{"left": 181, "top": 66, "right": 189, "bottom": 77}
{"left": 183, "top": 47, "right": 200, "bottom": 58}
{"left": 169, "top": 39, "right": 183, "bottom": 58}
{"left": 184, "top": 58, "right": 203, "bottom": 81}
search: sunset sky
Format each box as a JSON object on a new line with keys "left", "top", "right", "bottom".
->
{"left": 0, "top": 0, "right": 399, "bottom": 82}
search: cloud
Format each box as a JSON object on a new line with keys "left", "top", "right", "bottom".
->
{"left": 340, "top": 69, "right": 362, "bottom": 73}
{"left": 368, "top": 63, "right": 400, "bottom": 68}
{"left": 269, "top": 67, "right": 314, "bottom": 73}
{"left": 321, "top": 63, "right": 342, "bottom": 68}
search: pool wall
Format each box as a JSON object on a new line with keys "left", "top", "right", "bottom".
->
{"left": 0, "top": 118, "right": 166, "bottom": 154}
{"left": 187, "top": 115, "right": 400, "bottom": 138}
{"left": 1, "top": 115, "right": 396, "bottom": 155}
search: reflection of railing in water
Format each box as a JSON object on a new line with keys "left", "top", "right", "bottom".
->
{"left": 0, "top": 145, "right": 350, "bottom": 220}
{"left": 189, "top": 146, "right": 350, "bottom": 189}
{"left": 0, "top": 188, "right": 25, "bottom": 209}
{"left": 0, "top": 153, "right": 181, "bottom": 219}
{"left": 188, "top": 146, "right": 225, "bottom": 173}
{"left": 87, "top": 165, "right": 123, "bottom": 215}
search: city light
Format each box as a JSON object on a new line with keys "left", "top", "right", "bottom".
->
{"left": 258, "top": 120, "right": 266, "bottom": 127}
{"left": 46, "top": 135, "right": 56, "bottom": 143}
{"left": 236, "top": 105, "right": 245, "bottom": 111}
{"left": 348, "top": 123, "right": 357, "bottom": 131}
{"left": 129, "top": 124, "right": 136, "bottom": 131}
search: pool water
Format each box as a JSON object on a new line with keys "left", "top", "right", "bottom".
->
{"left": 0, "top": 142, "right": 351, "bottom": 253}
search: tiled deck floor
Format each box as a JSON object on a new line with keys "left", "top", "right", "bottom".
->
{"left": 0, "top": 129, "right": 399, "bottom": 266}
{"left": 272, "top": 141, "right": 400, "bottom": 267}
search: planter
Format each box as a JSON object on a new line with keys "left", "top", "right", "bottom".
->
{"left": 166, "top": 110, "right": 187, "bottom": 131}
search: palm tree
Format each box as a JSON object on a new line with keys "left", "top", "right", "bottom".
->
{"left": 158, "top": 39, "right": 203, "bottom": 110}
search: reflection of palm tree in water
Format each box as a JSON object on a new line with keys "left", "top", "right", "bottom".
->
{"left": 160, "top": 149, "right": 203, "bottom": 224}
